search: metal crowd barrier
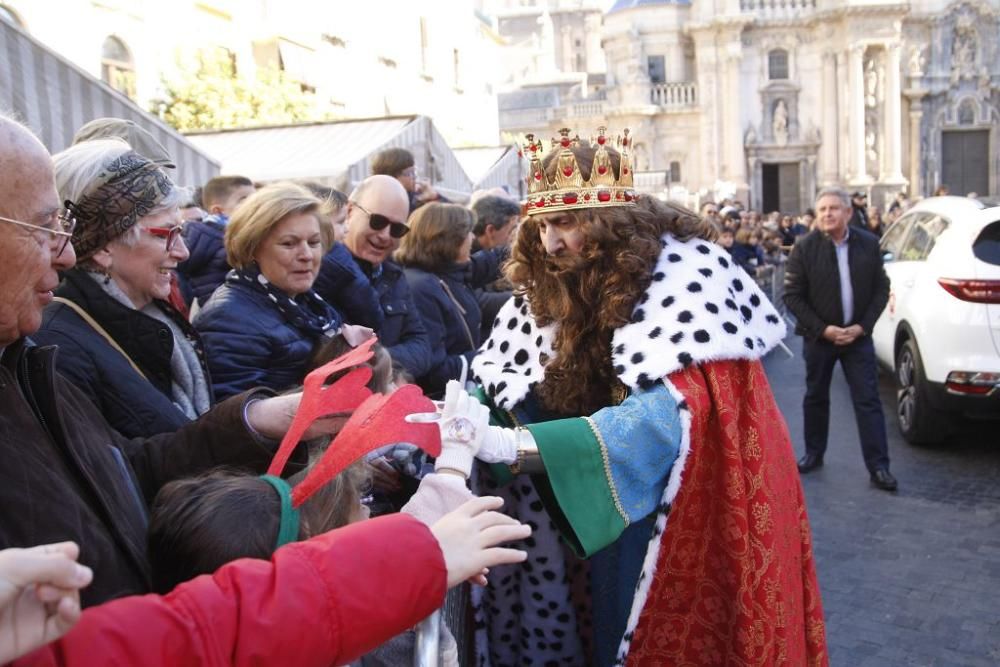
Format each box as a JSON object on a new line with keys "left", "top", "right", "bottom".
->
{"left": 414, "top": 584, "right": 471, "bottom": 667}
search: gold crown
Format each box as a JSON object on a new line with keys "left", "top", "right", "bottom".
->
{"left": 521, "top": 126, "right": 637, "bottom": 216}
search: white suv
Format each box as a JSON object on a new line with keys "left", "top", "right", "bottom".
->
{"left": 872, "top": 197, "right": 1000, "bottom": 443}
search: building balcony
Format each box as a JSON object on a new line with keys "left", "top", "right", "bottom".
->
{"left": 739, "top": 0, "right": 816, "bottom": 21}
{"left": 650, "top": 82, "right": 697, "bottom": 109}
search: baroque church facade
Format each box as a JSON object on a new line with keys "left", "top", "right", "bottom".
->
{"left": 495, "top": 0, "right": 1000, "bottom": 212}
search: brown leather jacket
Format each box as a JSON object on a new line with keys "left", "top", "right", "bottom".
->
{"left": 0, "top": 337, "right": 284, "bottom": 607}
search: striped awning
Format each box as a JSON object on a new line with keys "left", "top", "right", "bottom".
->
{"left": 187, "top": 115, "right": 475, "bottom": 197}
{"left": 0, "top": 19, "right": 220, "bottom": 188}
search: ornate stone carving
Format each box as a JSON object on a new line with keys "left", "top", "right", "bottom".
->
{"left": 950, "top": 14, "right": 978, "bottom": 83}
{"left": 773, "top": 99, "right": 789, "bottom": 146}
{"left": 863, "top": 49, "right": 882, "bottom": 177}
{"left": 907, "top": 45, "right": 927, "bottom": 77}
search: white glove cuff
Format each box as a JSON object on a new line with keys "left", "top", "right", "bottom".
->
{"left": 434, "top": 446, "right": 473, "bottom": 478}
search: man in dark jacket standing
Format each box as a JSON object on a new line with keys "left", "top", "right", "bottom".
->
{"left": 343, "top": 175, "right": 431, "bottom": 379}
{"left": 848, "top": 190, "right": 870, "bottom": 231}
{"left": 784, "top": 186, "right": 897, "bottom": 491}
{"left": 0, "top": 115, "right": 317, "bottom": 605}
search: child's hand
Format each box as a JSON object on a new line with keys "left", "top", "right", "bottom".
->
{"left": 430, "top": 497, "right": 530, "bottom": 588}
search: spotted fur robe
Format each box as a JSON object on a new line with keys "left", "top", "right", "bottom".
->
{"left": 471, "top": 233, "right": 828, "bottom": 667}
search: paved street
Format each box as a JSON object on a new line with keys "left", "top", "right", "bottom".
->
{"left": 763, "top": 336, "right": 1000, "bottom": 667}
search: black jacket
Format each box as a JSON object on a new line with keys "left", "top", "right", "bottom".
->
{"left": 0, "top": 338, "right": 282, "bottom": 607}
{"left": 352, "top": 257, "right": 432, "bottom": 379}
{"left": 34, "top": 269, "right": 213, "bottom": 438}
{"left": 783, "top": 227, "right": 890, "bottom": 341}
{"left": 402, "top": 264, "right": 481, "bottom": 398}
{"left": 313, "top": 242, "right": 384, "bottom": 330}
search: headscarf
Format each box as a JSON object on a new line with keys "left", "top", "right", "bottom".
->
{"left": 70, "top": 151, "right": 173, "bottom": 260}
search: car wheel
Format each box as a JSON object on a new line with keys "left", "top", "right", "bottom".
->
{"left": 895, "top": 338, "right": 950, "bottom": 444}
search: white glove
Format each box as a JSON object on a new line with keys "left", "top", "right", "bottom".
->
{"left": 434, "top": 381, "right": 490, "bottom": 478}
{"left": 476, "top": 425, "right": 520, "bottom": 465}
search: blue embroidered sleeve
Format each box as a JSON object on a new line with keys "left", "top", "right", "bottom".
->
{"left": 590, "top": 382, "right": 682, "bottom": 524}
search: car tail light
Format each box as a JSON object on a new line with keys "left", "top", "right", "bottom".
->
{"left": 945, "top": 371, "right": 1000, "bottom": 395}
{"left": 937, "top": 278, "right": 1000, "bottom": 303}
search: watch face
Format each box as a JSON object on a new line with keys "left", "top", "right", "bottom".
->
{"left": 445, "top": 416, "right": 477, "bottom": 444}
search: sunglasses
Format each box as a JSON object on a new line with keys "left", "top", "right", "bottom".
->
{"left": 352, "top": 201, "right": 409, "bottom": 238}
{"left": 142, "top": 223, "right": 185, "bottom": 251}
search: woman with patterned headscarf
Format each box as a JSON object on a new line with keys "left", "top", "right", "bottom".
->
{"left": 33, "top": 139, "right": 213, "bottom": 438}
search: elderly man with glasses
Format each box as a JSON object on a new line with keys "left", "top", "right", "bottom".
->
{"left": 0, "top": 113, "right": 346, "bottom": 607}
{"left": 337, "top": 175, "right": 431, "bottom": 381}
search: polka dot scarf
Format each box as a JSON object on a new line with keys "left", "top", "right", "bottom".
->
{"left": 230, "top": 265, "right": 342, "bottom": 338}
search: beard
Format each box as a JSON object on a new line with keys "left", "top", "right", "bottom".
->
{"left": 541, "top": 246, "right": 597, "bottom": 277}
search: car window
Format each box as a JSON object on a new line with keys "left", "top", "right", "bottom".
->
{"left": 973, "top": 219, "right": 1000, "bottom": 265}
{"left": 899, "top": 214, "right": 948, "bottom": 262}
{"left": 880, "top": 213, "right": 916, "bottom": 258}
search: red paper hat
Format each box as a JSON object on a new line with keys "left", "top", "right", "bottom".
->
{"left": 291, "top": 385, "right": 441, "bottom": 506}
{"left": 266, "top": 338, "right": 378, "bottom": 477}
{"left": 262, "top": 337, "right": 442, "bottom": 509}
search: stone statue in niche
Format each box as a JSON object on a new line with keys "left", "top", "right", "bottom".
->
{"left": 950, "top": 16, "right": 978, "bottom": 83}
{"left": 745, "top": 126, "right": 757, "bottom": 146}
{"left": 864, "top": 56, "right": 880, "bottom": 109}
{"left": 773, "top": 99, "right": 789, "bottom": 146}
{"left": 907, "top": 45, "right": 927, "bottom": 77}
{"left": 863, "top": 51, "right": 881, "bottom": 176}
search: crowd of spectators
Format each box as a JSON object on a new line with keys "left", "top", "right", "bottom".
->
{"left": 0, "top": 115, "right": 531, "bottom": 665}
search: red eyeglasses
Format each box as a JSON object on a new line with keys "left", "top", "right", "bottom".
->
{"left": 142, "top": 224, "right": 185, "bottom": 251}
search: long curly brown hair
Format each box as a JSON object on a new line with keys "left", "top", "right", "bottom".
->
{"left": 506, "top": 142, "right": 712, "bottom": 415}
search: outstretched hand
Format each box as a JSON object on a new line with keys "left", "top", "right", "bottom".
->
{"left": 430, "top": 496, "right": 530, "bottom": 588}
{"left": 0, "top": 542, "right": 92, "bottom": 663}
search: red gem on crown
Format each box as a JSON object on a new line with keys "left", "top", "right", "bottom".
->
{"left": 597, "top": 165, "right": 608, "bottom": 175}
{"left": 597, "top": 191, "right": 611, "bottom": 202}
{"left": 560, "top": 137, "right": 571, "bottom": 148}
{"left": 597, "top": 135, "right": 606, "bottom": 145}
{"left": 535, "top": 198, "right": 546, "bottom": 207}
{"left": 562, "top": 166, "right": 573, "bottom": 177}
{"left": 624, "top": 192, "right": 633, "bottom": 201}
{"left": 563, "top": 193, "right": 578, "bottom": 204}
{"left": 534, "top": 171, "right": 542, "bottom": 181}
{"left": 584, "top": 193, "right": 591, "bottom": 201}
{"left": 622, "top": 167, "right": 629, "bottom": 175}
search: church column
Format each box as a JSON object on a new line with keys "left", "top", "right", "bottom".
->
{"left": 883, "top": 41, "right": 905, "bottom": 183}
{"left": 820, "top": 51, "right": 839, "bottom": 185}
{"left": 906, "top": 91, "right": 927, "bottom": 196}
{"left": 848, "top": 44, "right": 868, "bottom": 182}
{"left": 724, "top": 46, "right": 746, "bottom": 189}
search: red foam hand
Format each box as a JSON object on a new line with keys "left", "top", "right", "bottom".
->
{"left": 266, "top": 340, "right": 378, "bottom": 477}
{"left": 291, "top": 385, "right": 442, "bottom": 507}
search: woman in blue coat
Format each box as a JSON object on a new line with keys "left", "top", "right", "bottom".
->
{"left": 194, "top": 183, "right": 346, "bottom": 400}
{"left": 395, "top": 203, "right": 481, "bottom": 398}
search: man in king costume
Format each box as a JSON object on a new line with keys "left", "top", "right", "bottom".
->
{"left": 468, "top": 128, "right": 828, "bottom": 666}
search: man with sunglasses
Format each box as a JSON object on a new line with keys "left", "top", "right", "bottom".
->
{"left": 339, "top": 175, "right": 432, "bottom": 381}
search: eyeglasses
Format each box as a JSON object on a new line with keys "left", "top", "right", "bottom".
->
{"left": 142, "top": 223, "right": 185, "bottom": 251}
{"left": 0, "top": 202, "right": 77, "bottom": 257}
{"left": 399, "top": 167, "right": 418, "bottom": 179}
{"left": 351, "top": 201, "right": 409, "bottom": 238}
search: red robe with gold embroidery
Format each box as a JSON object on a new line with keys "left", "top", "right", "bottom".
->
{"left": 625, "top": 359, "right": 827, "bottom": 666}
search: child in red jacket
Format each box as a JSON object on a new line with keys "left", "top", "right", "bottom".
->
{"left": 3, "top": 498, "right": 529, "bottom": 667}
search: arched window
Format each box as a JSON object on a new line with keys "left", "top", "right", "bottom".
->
{"left": 0, "top": 4, "right": 24, "bottom": 28}
{"left": 101, "top": 36, "right": 136, "bottom": 99}
{"left": 768, "top": 49, "right": 789, "bottom": 80}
